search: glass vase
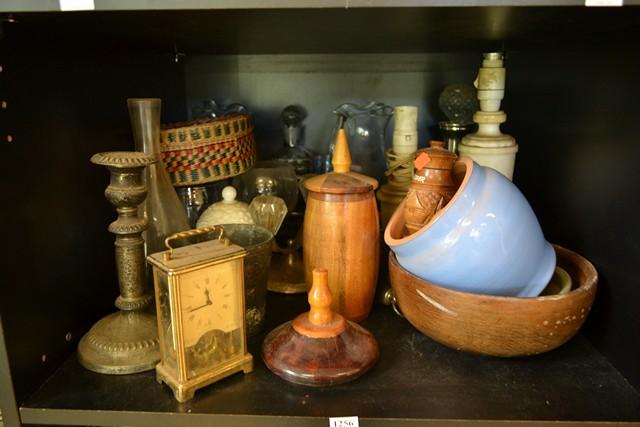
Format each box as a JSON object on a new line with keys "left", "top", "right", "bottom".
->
{"left": 128, "top": 99, "right": 190, "bottom": 260}
{"left": 330, "top": 102, "right": 394, "bottom": 183}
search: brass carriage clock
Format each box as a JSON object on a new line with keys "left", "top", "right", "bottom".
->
{"left": 147, "top": 227, "right": 253, "bottom": 402}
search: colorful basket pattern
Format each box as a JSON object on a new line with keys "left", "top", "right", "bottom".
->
{"left": 160, "top": 114, "right": 257, "bottom": 187}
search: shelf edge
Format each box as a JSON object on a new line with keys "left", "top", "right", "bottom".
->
{"left": 2, "top": 0, "right": 639, "bottom": 13}
{"left": 18, "top": 408, "right": 640, "bottom": 427}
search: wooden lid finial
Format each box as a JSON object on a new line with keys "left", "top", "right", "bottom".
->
{"left": 331, "top": 129, "right": 352, "bottom": 173}
{"left": 293, "top": 268, "right": 347, "bottom": 338}
{"left": 262, "top": 271, "right": 380, "bottom": 387}
{"left": 308, "top": 269, "right": 333, "bottom": 326}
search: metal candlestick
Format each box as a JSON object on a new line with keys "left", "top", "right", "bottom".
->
{"left": 78, "top": 152, "right": 160, "bottom": 374}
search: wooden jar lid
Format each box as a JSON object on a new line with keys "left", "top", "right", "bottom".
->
{"left": 261, "top": 268, "right": 380, "bottom": 386}
{"left": 304, "top": 129, "right": 379, "bottom": 194}
{"left": 414, "top": 140, "right": 457, "bottom": 171}
{"left": 304, "top": 172, "right": 378, "bottom": 194}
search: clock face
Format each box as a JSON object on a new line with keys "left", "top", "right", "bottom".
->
{"left": 178, "top": 260, "right": 242, "bottom": 349}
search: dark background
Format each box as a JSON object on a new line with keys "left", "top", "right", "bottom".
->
{"left": 0, "top": 5, "right": 638, "bottom": 413}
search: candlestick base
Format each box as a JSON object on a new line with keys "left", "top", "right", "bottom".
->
{"left": 78, "top": 311, "right": 159, "bottom": 375}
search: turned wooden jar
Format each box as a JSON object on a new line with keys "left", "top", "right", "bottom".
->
{"left": 404, "top": 140, "right": 458, "bottom": 235}
{"left": 303, "top": 129, "right": 379, "bottom": 322}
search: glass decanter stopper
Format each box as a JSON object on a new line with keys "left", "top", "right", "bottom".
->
{"left": 437, "top": 85, "right": 477, "bottom": 153}
{"left": 438, "top": 84, "right": 477, "bottom": 124}
{"left": 272, "top": 105, "right": 313, "bottom": 176}
{"left": 248, "top": 195, "right": 288, "bottom": 236}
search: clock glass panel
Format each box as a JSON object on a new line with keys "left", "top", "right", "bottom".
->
{"left": 155, "top": 270, "right": 178, "bottom": 375}
{"left": 178, "top": 259, "right": 244, "bottom": 379}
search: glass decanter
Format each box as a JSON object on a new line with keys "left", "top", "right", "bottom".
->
{"left": 329, "top": 102, "right": 393, "bottom": 183}
{"left": 128, "top": 99, "right": 190, "bottom": 261}
{"left": 272, "top": 105, "right": 314, "bottom": 176}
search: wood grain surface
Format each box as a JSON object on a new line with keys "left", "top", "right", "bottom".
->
{"left": 293, "top": 268, "right": 347, "bottom": 338}
{"left": 303, "top": 190, "right": 380, "bottom": 322}
{"left": 303, "top": 171, "right": 378, "bottom": 194}
{"left": 262, "top": 320, "right": 379, "bottom": 387}
{"left": 389, "top": 245, "right": 597, "bottom": 357}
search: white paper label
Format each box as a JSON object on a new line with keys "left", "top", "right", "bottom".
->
{"left": 329, "top": 416, "right": 359, "bottom": 427}
{"left": 59, "top": 0, "right": 95, "bottom": 11}
{"left": 585, "top": 0, "right": 623, "bottom": 6}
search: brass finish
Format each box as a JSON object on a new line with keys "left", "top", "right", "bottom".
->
{"left": 267, "top": 239, "right": 306, "bottom": 294}
{"left": 156, "top": 352, "right": 253, "bottom": 402}
{"left": 163, "top": 226, "right": 223, "bottom": 261}
{"left": 381, "top": 288, "right": 404, "bottom": 318}
{"left": 147, "top": 236, "right": 253, "bottom": 402}
{"left": 77, "top": 151, "right": 160, "bottom": 375}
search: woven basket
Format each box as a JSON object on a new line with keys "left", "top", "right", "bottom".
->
{"left": 160, "top": 114, "right": 257, "bottom": 187}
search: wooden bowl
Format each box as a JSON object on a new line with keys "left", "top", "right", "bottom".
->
{"left": 388, "top": 245, "right": 597, "bottom": 357}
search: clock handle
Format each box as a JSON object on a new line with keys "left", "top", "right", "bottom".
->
{"left": 163, "top": 226, "right": 226, "bottom": 261}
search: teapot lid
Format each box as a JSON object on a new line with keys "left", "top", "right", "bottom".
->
{"left": 195, "top": 186, "right": 254, "bottom": 228}
{"left": 304, "top": 129, "right": 378, "bottom": 194}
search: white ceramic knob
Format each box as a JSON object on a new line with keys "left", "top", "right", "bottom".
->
{"left": 222, "top": 186, "right": 237, "bottom": 203}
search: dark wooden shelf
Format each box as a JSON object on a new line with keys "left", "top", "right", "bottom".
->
{"left": 2, "top": 2, "right": 640, "bottom": 426}
{"left": 20, "top": 293, "right": 640, "bottom": 426}
{"left": 2, "top": 0, "right": 639, "bottom": 13}
{"left": 4, "top": 6, "right": 640, "bottom": 55}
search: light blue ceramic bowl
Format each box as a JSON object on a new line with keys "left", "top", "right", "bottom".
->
{"left": 384, "top": 158, "right": 555, "bottom": 297}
